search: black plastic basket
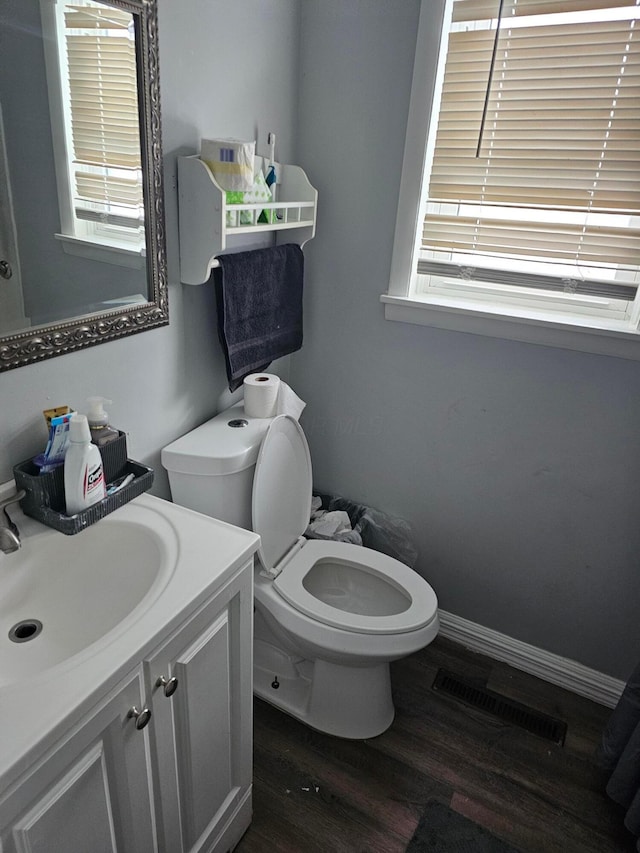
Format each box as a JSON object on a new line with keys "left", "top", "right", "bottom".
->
{"left": 13, "top": 432, "right": 153, "bottom": 535}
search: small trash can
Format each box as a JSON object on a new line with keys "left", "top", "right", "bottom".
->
{"left": 305, "top": 493, "right": 418, "bottom": 568}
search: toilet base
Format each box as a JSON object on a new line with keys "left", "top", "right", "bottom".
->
{"left": 254, "top": 639, "right": 395, "bottom": 739}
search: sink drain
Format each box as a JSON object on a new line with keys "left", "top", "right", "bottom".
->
{"left": 9, "top": 619, "right": 43, "bottom": 643}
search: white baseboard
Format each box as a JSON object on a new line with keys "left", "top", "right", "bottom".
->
{"left": 438, "top": 610, "right": 624, "bottom": 708}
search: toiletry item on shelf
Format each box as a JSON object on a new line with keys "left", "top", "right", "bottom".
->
{"left": 37, "top": 406, "right": 76, "bottom": 473}
{"left": 258, "top": 165, "right": 277, "bottom": 224}
{"left": 259, "top": 132, "right": 278, "bottom": 224}
{"left": 226, "top": 168, "right": 272, "bottom": 227}
{"left": 87, "top": 397, "right": 119, "bottom": 447}
{"left": 200, "top": 138, "right": 255, "bottom": 192}
{"left": 64, "top": 414, "right": 106, "bottom": 515}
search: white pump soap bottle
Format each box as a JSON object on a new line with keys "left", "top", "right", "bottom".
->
{"left": 87, "top": 396, "right": 119, "bottom": 447}
{"left": 64, "top": 413, "right": 107, "bottom": 515}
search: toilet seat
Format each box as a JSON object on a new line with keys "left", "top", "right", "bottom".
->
{"left": 252, "top": 416, "right": 438, "bottom": 635}
{"left": 274, "top": 540, "right": 438, "bottom": 634}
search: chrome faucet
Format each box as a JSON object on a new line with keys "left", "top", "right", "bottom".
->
{"left": 0, "top": 490, "right": 26, "bottom": 554}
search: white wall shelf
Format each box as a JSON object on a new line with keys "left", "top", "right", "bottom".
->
{"left": 177, "top": 154, "right": 317, "bottom": 285}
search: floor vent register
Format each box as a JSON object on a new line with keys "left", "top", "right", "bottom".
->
{"left": 432, "top": 669, "right": 568, "bottom": 745}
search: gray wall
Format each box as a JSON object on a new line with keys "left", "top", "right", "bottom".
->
{"left": 292, "top": 0, "right": 640, "bottom": 681}
{"left": 0, "top": 0, "right": 637, "bottom": 683}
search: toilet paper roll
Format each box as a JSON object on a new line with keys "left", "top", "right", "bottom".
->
{"left": 277, "top": 381, "right": 306, "bottom": 421}
{"left": 243, "top": 373, "right": 281, "bottom": 418}
{"left": 243, "top": 374, "right": 307, "bottom": 419}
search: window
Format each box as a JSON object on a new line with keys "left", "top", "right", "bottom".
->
{"left": 40, "top": 0, "right": 145, "bottom": 267}
{"left": 384, "top": 0, "right": 640, "bottom": 359}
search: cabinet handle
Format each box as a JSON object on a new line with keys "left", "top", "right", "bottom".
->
{"left": 128, "top": 705, "right": 152, "bottom": 730}
{"left": 155, "top": 675, "right": 179, "bottom": 697}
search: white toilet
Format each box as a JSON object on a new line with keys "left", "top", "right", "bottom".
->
{"left": 161, "top": 404, "right": 439, "bottom": 739}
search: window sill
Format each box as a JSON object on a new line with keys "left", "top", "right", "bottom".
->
{"left": 56, "top": 234, "right": 146, "bottom": 270}
{"left": 380, "top": 293, "right": 640, "bottom": 361}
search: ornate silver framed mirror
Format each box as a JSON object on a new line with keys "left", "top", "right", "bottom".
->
{"left": 0, "top": 0, "right": 168, "bottom": 372}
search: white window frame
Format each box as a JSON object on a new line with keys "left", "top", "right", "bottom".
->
{"left": 383, "top": 0, "right": 640, "bottom": 360}
{"left": 39, "top": 0, "right": 145, "bottom": 270}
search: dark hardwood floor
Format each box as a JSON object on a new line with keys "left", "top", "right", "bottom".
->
{"left": 235, "top": 637, "right": 635, "bottom": 853}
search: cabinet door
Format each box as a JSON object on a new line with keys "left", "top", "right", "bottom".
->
{"left": 2, "top": 669, "right": 155, "bottom": 853}
{"left": 146, "top": 564, "right": 253, "bottom": 853}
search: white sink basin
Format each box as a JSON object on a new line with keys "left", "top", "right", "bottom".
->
{"left": 0, "top": 511, "right": 178, "bottom": 685}
{"left": 0, "top": 487, "right": 260, "bottom": 797}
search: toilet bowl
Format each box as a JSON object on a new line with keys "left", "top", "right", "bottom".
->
{"left": 162, "top": 406, "right": 439, "bottom": 739}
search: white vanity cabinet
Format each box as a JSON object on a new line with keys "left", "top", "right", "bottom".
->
{"left": 0, "top": 559, "right": 254, "bottom": 853}
{"left": 145, "top": 562, "right": 253, "bottom": 853}
{"left": 0, "top": 669, "right": 156, "bottom": 853}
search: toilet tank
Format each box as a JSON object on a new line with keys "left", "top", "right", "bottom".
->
{"left": 161, "top": 404, "right": 272, "bottom": 530}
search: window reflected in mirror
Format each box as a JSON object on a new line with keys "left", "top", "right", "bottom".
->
{"left": 0, "top": 0, "right": 168, "bottom": 371}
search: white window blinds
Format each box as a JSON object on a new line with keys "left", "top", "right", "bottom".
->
{"left": 420, "top": 0, "right": 640, "bottom": 299}
{"left": 64, "top": 3, "right": 143, "bottom": 229}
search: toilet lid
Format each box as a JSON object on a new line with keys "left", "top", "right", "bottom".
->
{"left": 252, "top": 415, "right": 312, "bottom": 574}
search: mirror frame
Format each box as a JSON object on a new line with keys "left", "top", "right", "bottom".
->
{"left": 0, "top": 0, "right": 168, "bottom": 373}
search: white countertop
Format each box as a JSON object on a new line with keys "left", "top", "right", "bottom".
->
{"left": 0, "top": 491, "right": 259, "bottom": 792}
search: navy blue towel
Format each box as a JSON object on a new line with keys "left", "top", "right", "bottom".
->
{"left": 215, "top": 244, "right": 304, "bottom": 391}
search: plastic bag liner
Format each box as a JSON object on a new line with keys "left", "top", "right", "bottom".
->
{"left": 309, "top": 493, "right": 418, "bottom": 568}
